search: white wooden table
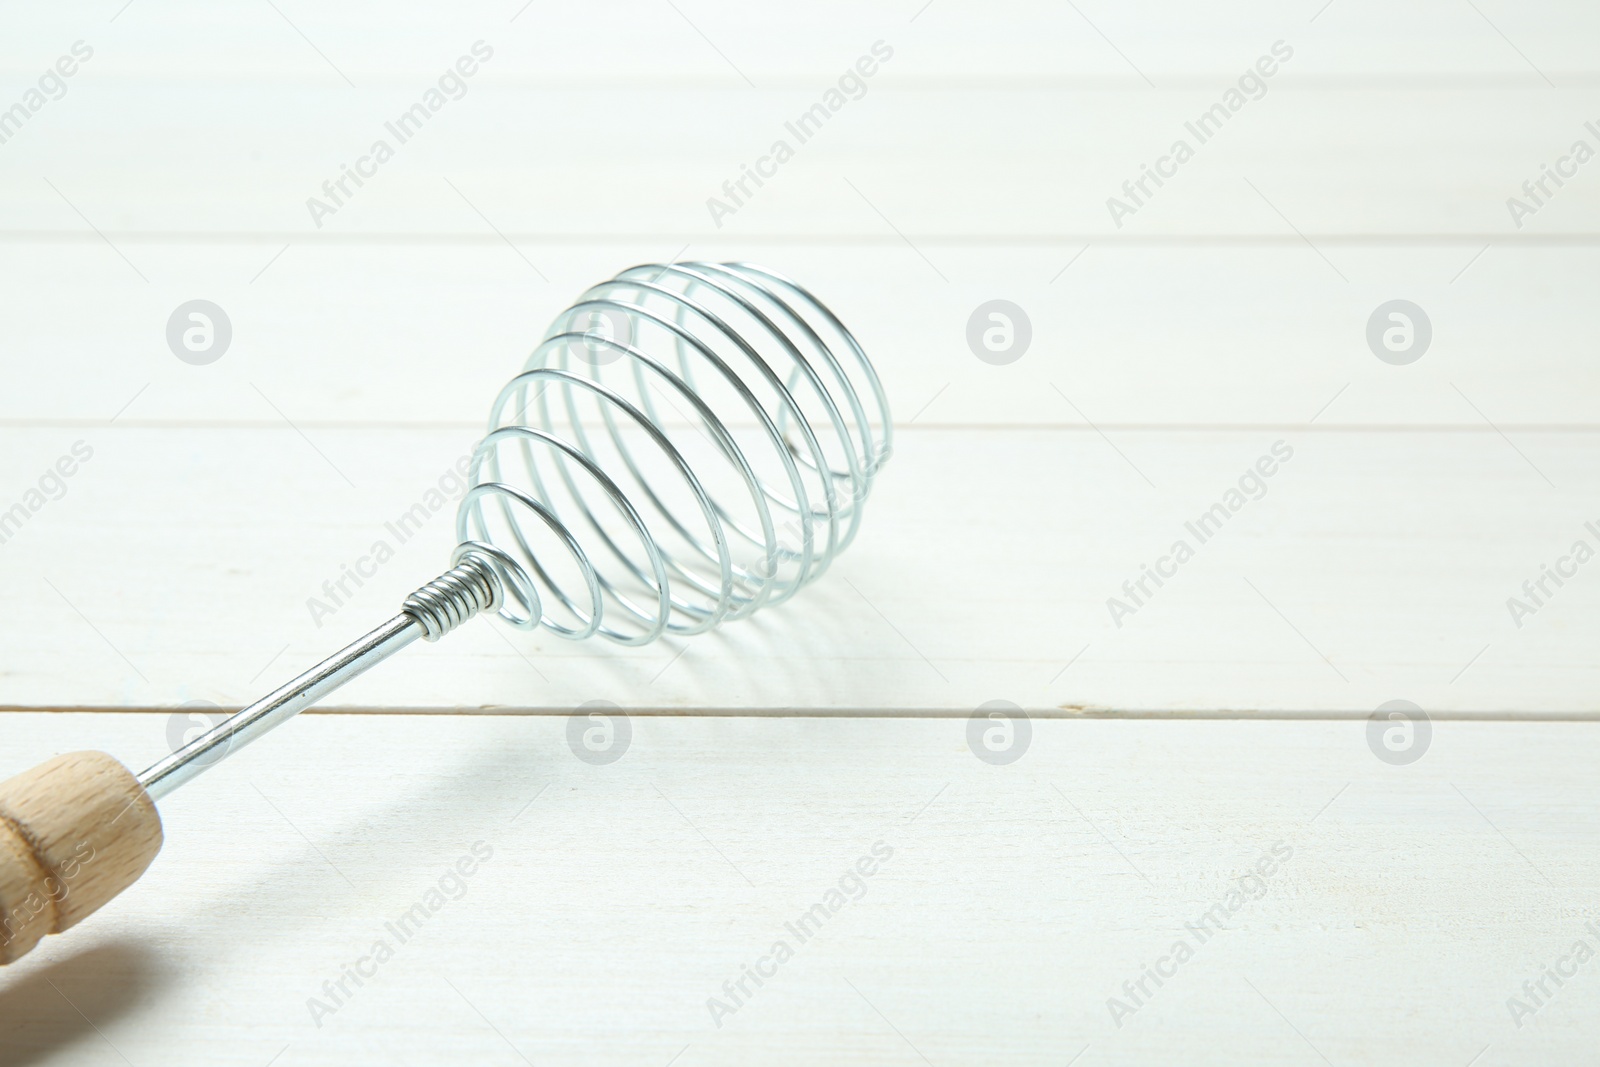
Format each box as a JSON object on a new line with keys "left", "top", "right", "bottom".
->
{"left": 2, "top": 3, "right": 1598, "bottom": 1063}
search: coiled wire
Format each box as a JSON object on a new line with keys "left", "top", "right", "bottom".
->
{"left": 448, "top": 262, "right": 891, "bottom": 646}
{"left": 402, "top": 551, "right": 502, "bottom": 641}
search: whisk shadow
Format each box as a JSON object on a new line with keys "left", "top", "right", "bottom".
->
{"left": 173, "top": 733, "right": 544, "bottom": 947}
{"left": 0, "top": 941, "right": 170, "bottom": 1067}
{"left": 660, "top": 584, "right": 876, "bottom": 707}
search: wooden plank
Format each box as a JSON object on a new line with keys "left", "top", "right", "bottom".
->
{"left": 5, "top": 85, "right": 1600, "bottom": 238}
{"left": 0, "top": 712, "right": 1592, "bottom": 1064}
{"left": 0, "top": 425, "right": 1595, "bottom": 714}
{"left": 0, "top": 242, "right": 1596, "bottom": 429}
{"left": 4, "top": 0, "right": 1600, "bottom": 242}
{"left": 7, "top": 0, "right": 1600, "bottom": 84}
{"left": 7, "top": 6, "right": 1599, "bottom": 241}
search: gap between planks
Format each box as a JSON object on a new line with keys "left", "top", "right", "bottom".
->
{"left": 3, "top": 232, "right": 1600, "bottom": 246}
{"left": 3, "top": 421, "right": 1600, "bottom": 433}
{"left": 5, "top": 706, "right": 1600, "bottom": 721}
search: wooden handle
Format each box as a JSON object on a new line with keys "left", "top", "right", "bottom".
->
{"left": 0, "top": 751, "right": 163, "bottom": 965}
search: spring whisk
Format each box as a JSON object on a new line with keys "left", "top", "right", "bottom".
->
{"left": 0, "top": 261, "right": 891, "bottom": 966}
{"left": 137, "top": 262, "right": 891, "bottom": 799}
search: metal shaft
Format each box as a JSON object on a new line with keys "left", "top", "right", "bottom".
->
{"left": 137, "top": 615, "right": 423, "bottom": 800}
{"left": 137, "top": 553, "right": 502, "bottom": 801}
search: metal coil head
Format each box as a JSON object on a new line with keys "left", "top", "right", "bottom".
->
{"left": 453, "top": 262, "right": 892, "bottom": 646}
{"left": 402, "top": 548, "right": 503, "bottom": 641}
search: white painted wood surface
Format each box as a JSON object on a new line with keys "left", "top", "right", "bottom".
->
{"left": 2, "top": 712, "right": 1597, "bottom": 1067}
{"left": 3, "top": 3, "right": 1600, "bottom": 237}
{"left": 1, "top": 423, "right": 1597, "bottom": 714}
{"left": 4, "top": 243, "right": 1600, "bottom": 429}
{"left": 3, "top": 0, "right": 1599, "bottom": 1062}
